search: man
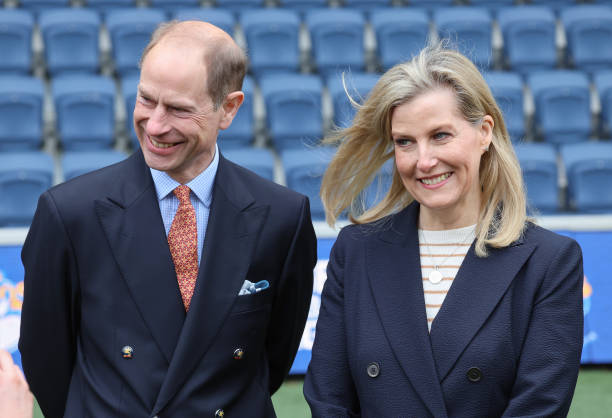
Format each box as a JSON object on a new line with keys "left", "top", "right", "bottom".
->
{"left": 19, "top": 21, "right": 316, "bottom": 417}
{"left": 0, "top": 350, "right": 32, "bottom": 418}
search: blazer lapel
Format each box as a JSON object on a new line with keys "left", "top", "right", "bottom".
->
{"left": 153, "top": 156, "right": 269, "bottom": 414}
{"left": 429, "top": 233, "right": 537, "bottom": 382}
{"left": 95, "top": 151, "right": 185, "bottom": 364}
{"left": 367, "top": 203, "right": 448, "bottom": 418}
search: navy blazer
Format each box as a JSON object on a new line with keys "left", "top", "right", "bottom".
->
{"left": 304, "top": 202, "right": 583, "bottom": 418}
{"left": 19, "top": 150, "right": 317, "bottom": 418}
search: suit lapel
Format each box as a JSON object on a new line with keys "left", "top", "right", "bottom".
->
{"left": 429, "top": 232, "right": 536, "bottom": 382}
{"left": 367, "top": 203, "right": 448, "bottom": 418}
{"left": 153, "top": 156, "right": 269, "bottom": 414}
{"left": 95, "top": 151, "right": 185, "bottom": 364}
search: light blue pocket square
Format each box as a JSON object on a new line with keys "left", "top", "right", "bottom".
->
{"left": 238, "top": 280, "right": 270, "bottom": 296}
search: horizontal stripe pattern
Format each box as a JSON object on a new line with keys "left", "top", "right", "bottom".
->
{"left": 418, "top": 225, "right": 476, "bottom": 332}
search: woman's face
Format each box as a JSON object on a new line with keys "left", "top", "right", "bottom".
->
{"left": 391, "top": 89, "right": 493, "bottom": 229}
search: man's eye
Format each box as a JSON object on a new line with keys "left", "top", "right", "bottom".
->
{"left": 138, "top": 95, "right": 152, "bottom": 105}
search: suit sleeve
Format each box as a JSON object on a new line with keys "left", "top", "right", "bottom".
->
{"left": 502, "top": 238, "right": 584, "bottom": 417}
{"left": 303, "top": 229, "right": 360, "bottom": 418}
{"left": 19, "top": 191, "right": 80, "bottom": 418}
{"left": 265, "top": 196, "right": 316, "bottom": 394}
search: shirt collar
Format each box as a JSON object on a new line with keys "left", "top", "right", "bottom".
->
{"left": 150, "top": 143, "right": 219, "bottom": 208}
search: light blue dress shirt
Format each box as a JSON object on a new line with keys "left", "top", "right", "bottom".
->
{"left": 150, "top": 144, "right": 219, "bottom": 266}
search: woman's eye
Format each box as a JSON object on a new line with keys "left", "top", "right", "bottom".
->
{"left": 433, "top": 132, "right": 449, "bottom": 140}
{"left": 394, "top": 138, "right": 413, "bottom": 147}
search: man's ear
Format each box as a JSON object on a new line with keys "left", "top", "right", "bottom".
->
{"left": 218, "top": 91, "right": 245, "bottom": 130}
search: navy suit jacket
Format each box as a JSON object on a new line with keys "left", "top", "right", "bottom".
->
{"left": 19, "top": 150, "right": 317, "bottom": 418}
{"left": 304, "top": 202, "right": 583, "bottom": 418}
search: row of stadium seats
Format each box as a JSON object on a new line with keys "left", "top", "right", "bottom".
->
{"left": 2, "top": 69, "right": 612, "bottom": 152}
{"left": 2, "top": 141, "right": 612, "bottom": 227}
{"left": 2, "top": 4, "right": 612, "bottom": 76}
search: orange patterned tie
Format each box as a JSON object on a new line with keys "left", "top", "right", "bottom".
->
{"left": 168, "top": 185, "right": 198, "bottom": 311}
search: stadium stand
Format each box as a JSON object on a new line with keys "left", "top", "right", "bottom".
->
{"left": 407, "top": 0, "right": 454, "bottom": 12}
{"left": 172, "top": 8, "right": 235, "bottom": 36}
{"left": 83, "top": 0, "right": 137, "bottom": 15}
{"left": 149, "top": 0, "right": 200, "bottom": 13}
{"left": 217, "top": 75, "right": 255, "bottom": 149}
{"left": 466, "top": 0, "right": 515, "bottom": 12}
{"left": 362, "top": 158, "right": 394, "bottom": 210}
{"left": 222, "top": 147, "right": 276, "bottom": 182}
{"left": 526, "top": 0, "right": 577, "bottom": 12}
{"left": 17, "top": 0, "right": 70, "bottom": 14}
{"left": 306, "top": 8, "right": 366, "bottom": 76}
{"left": 0, "top": 9, "right": 34, "bottom": 74}
{"left": 594, "top": 70, "right": 612, "bottom": 137}
{"left": 277, "top": 0, "right": 327, "bottom": 14}
{"left": 260, "top": 73, "right": 323, "bottom": 151}
{"left": 342, "top": 0, "right": 393, "bottom": 13}
{"left": 62, "top": 150, "right": 127, "bottom": 181}
{"left": 106, "top": 8, "right": 166, "bottom": 76}
{"left": 327, "top": 72, "right": 379, "bottom": 129}
{"left": 484, "top": 71, "right": 525, "bottom": 142}
{"left": 240, "top": 9, "right": 301, "bottom": 77}
{"left": 39, "top": 8, "right": 101, "bottom": 76}
{"left": 214, "top": 0, "right": 265, "bottom": 13}
{"left": 514, "top": 142, "right": 560, "bottom": 213}
{"left": 0, "top": 151, "right": 54, "bottom": 227}
{"left": 434, "top": 7, "right": 493, "bottom": 70}
{"left": 371, "top": 8, "right": 429, "bottom": 71}
{"left": 497, "top": 6, "right": 557, "bottom": 74}
{"left": 0, "top": 75, "right": 44, "bottom": 151}
{"left": 52, "top": 74, "right": 116, "bottom": 150}
{"left": 561, "top": 142, "right": 612, "bottom": 213}
{"left": 528, "top": 70, "right": 592, "bottom": 145}
{"left": 561, "top": 5, "right": 612, "bottom": 74}
{"left": 120, "top": 73, "right": 139, "bottom": 149}
{"left": 282, "top": 147, "right": 336, "bottom": 221}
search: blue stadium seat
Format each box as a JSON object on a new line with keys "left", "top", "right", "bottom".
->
{"left": 327, "top": 72, "right": 379, "bottom": 129}
{"left": 83, "top": 0, "right": 137, "bottom": 15}
{"left": 560, "top": 142, "right": 612, "bottom": 213}
{"left": 62, "top": 150, "right": 127, "bottom": 181}
{"left": 241, "top": 9, "right": 301, "bottom": 77}
{"left": 173, "top": 8, "right": 235, "bottom": 36}
{"left": 529, "top": 70, "right": 591, "bottom": 145}
{"left": 39, "top": 8, "right": 101, "bottom": 76}
{"left": 0, "top": 151, "right": 54, "bottom": 227}
{"left": 149, "top": 0, "right": 200, "bottom": 13}
{"left": 514, "top": 142, "right": 559, "bottom": 213}
{"left": 342, "top": 0, "right": 393, "bottom": 13}
{"left": 0, "top": 9, "right": 34, "bottom": 74}
{"left": 498, "top": 6, "right": 557, "bottom": 74}
{"left": 222, "top": 147, "right": 275, "bottom": 182}
{"left": 527, "top": 0, "right": 577, "bottom": 13}
{"left": 306, "top": 9, "right": 365, "bottom": 76}
{"left": 434, "top": 7, "right": 493, "bottom": 69}
{"left": 362, "top": 159, "right": 393, "bottom": 210}
{"left": 52, "top": 74, "right": 116, "bottom": 150}
{"left": 277, "top": 0, "right": 327, "bottom": 14}
{"left": 408, "top": 0, "right": 453, "bottom": 12}
{"left": 260, "top": 73, "right": 323, "bottom": 151}
{"left": 282, "top": 147, "right": 336, "bottom": 221}
{"left": 484, "top": 71, "right": 525, "bottom": 142}
{"left": 371, "top": 8, "right": 429, "bottom": 71}
{"left": 106, "top": 8, "right": 166, "bottom": 76}
{"left": 18, "top": 0, "right": 70, "bottom": 14}
{"left": 217, "top": 75, "right": 255, "bottom": 149}
{"left": 467, "top": 0, "right": 514, "bottom": 12}
{"left": 0, "top": 75, "right": 44, "bottom": 151}
{"left": 594, "top": 70, "right": 612, "bottom": 136}
{"left": 561, "top": 5, "right": 612, "bottom": 74}
{"left": 120, "top": 73, "right": 139, "bottom": 149}
{"left": 214, "top": 0, "right": 265, "bottom": 12}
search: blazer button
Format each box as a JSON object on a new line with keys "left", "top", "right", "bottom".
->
{"left": 233, "top": 348, "right": 245, "bottom": 360}
{"left": 366, "top": 362, "right": 380, "bottom": 378}
{"left": 215, "top": 409, "right": 225, "bottom": 417}
{"left": 466, "top": 367, "right": 482, "bottom": 382}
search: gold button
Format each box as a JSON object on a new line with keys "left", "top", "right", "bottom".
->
{"left": 233, "top": 348, "right": 244, "bottom": 360}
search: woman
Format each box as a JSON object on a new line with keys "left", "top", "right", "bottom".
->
{"left": 304, "top": 46, "right": 584, "bottom": 417}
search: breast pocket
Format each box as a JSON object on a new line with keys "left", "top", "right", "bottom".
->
{"left": 230, "top": 285, "right": 274, "bottom": 315}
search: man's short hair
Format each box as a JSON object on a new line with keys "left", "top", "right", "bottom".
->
{"left": 140, "top": 20, "right": 248, "bottom": 110}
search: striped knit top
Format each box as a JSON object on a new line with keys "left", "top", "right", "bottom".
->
{"left": 418, "top": 224, "right": 476, "bottom": 332}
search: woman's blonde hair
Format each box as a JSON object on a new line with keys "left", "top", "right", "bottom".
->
{"left": 320, "top": 44, "right": 527, "bottom": 257}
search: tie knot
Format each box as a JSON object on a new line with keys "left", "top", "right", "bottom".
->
{"left": 173, "top": 185, "right": 191, "bottom": 204}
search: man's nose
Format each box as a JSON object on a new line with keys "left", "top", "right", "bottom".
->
{"left": 145, "top": 106, "right": 170, "bottom": 137}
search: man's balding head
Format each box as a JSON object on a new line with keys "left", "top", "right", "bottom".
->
{"left": 140, "top": 20, "right": 247, "bottom": 110}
